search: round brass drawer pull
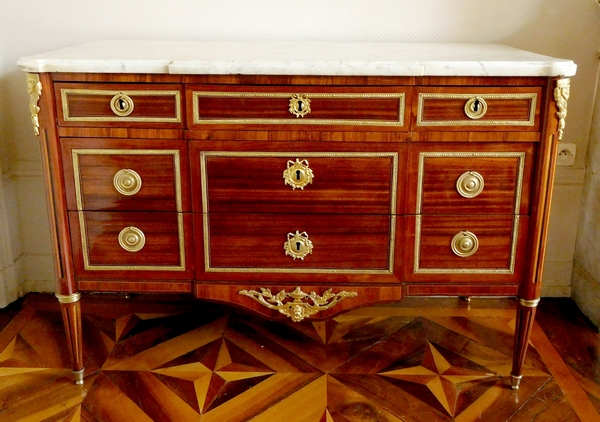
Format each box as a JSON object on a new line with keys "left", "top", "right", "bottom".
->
{"left": 110, "top": 93, "right": 135, "bottom": 117}
{"left": 289, "top": 94, "right": 311, "bottom": 118}
{"left": 464, "top": 96, "right": 487, "bottom": 120}
{"left": 456, "top": 171, "right": 484, "bottom": 198}
{"left": 113, "top": 169, "right": 142, "bottom": 196}
{"left": 283, "top": 158, "right": 314, "bottom": 190}
{"left": 284, "top": 231, "right": 313, "bottom": 260}
{"left": 451, "top": 231, "right": 479, "bottom": 257}
{"left": 118, "top": 226, "right": 146, "bottom": 252}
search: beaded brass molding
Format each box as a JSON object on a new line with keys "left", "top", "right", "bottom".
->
{"left": 60, "top": 89, "right": 182, "bottom": 122}
{"left": 238, "top": 287, "right": 358, "bottom": 322}
{"left": 55, "top": 292, "right": 81, "bottom": 304}
{"left": 27, "top": 74, "right": 42, "bottom": 136}
{"left": 554, "top": 78, "right": 570, "bottom": 141}
{"left": 200, "top": 151, "right": 398, "bottom": 274}
{"left": 71, "top": 149, "right": 186, "bottom": 271}
{"left": 416, "top": 93, "right": 537, "bottom": 126}
{"left": 193, "top": 91, "right": 405, "bottom": 126}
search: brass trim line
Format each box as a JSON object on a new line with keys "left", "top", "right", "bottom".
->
{"left": 554, "top": 78, "right": 570, "bottom": 141}
{"left": 55, "top": 292, "right": 81, "bottom": 304}
{"left": 61, "top": 89, "right": 181, "bottom": 123}
{"left": 518, "top": 298, "right": 540, "bottom": 308}
{"left": 193, "top": 91, "right": 405, "bottom": 126}
{"left": 416, "top": 93, "right": 537, "bottom": 126}
{"left": 27, "top": 74, "right": 42, "bottom": 136}
{"left": 200, "top": 151, "right": 397, "bottom": 274}
{"left": 413, "top": 215, "right": 520, "bottom": 274}
{"left": 415, "top": 151, "right": 526, "bottom": 215}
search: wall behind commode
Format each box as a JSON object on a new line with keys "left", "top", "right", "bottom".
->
{"left": 1, "top": 0, "right": 599, "bottom": 308}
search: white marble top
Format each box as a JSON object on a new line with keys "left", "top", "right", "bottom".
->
{"left": 18, "top": 40, "right": 577, "bottom": 77}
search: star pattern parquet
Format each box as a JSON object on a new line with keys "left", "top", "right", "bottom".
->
{"left": 0, "top": 295, "right": 595, "bottom": 421}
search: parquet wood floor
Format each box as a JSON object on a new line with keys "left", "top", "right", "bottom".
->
{"left": 0, "top": 294, "right": 598, "bottom": 421}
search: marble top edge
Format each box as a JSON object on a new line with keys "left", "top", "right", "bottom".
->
{"left": 18, "top": 40, "right": 577, "bottom": 77}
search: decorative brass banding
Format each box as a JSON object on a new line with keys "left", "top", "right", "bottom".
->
{"left": 55, "top": 292, "right": 82, "bottom": 304}
{"left": 417, "top": 93, "right": 537, "bottom": 126}
{"left": 193, "top": 92, "right": 405, "bottom": 126}
{"left": 451, "top": 231, "right": 479, "bottom": 258}
{"left": 289, "top": 94, "right": 311, "bottom": 118}
{"left": 464, "top": 96, "right": 488, "bottom": 119}
{"left": 27, "top": 74, "right": 42, "bottom": 136}
{"left": 239, "top": 287, "right": 358, "bottom": 322}
{"left": 554, "top": 78, "right": 570, "bottom": 141}
{"left": 113, "top": 169, "right": 142, "bottom": 196}
{"left": 518, "top": 298, "right": 540, "bottom": 308}
{"left": 283, "top": 158, "right": 314, "bottom": 190}
{"left": 118, "top": 226, "right": 146, "bottom": 252}
{"left": 110, "top": 93, "right": 135, "bottom": 117}
{"left": 456, "top": 171, "right": 485, "bottom": 198}
{"left": 284, "top": 231, "right": 313, "bottom": 260}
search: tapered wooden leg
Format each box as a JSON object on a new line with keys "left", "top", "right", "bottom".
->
{"left": 511, "top": 298, "right": 540, "bottom": 390}
{"left": 56, "top": 293, "right": 84, "bottom": 385}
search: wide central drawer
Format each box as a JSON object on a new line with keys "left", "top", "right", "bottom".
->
{"left": 197, "top": 213, "right": 395, "bottom": 273}
{"left": 187, "top": 85, "right": 410, "bottom": 130}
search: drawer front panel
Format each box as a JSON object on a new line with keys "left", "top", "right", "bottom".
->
{"left": 407, "top": 144, "right": 534, "bottom": 215}
{"left": 404, "top": 215, "right": 528, "bottom": 282}
{"left": 413, "top": 87, "right": 542, "bottom": 131}
{"left": 201, "top": 213, "right": 395, "bottom": 273}
{"left": 202, "top": 153, "right": 397, "bottom": 215}
{"left": 69, "top": 211, "right": 193, "bottom": 278}
{"left": 187, "top": 85, "right": 409, "bottom": 129}
{"left": 55, "top": 83, "right": 184, "bottom": 127}
{"left": 62, "top": 138, "right": 190, "bottom": 212}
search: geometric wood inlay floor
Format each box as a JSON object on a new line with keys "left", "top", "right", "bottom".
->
{"left": 0, "top": 294, "right": 598, "bottom": 421}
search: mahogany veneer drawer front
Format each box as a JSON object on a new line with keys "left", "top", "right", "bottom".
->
{"left": 21, "top": 40, "right": 575, "bottom": 389}
{"left": 61, "top": 138, "right": 190, "bottom": 212}
{"left": 187, "top": 85, "right": 409, "bottom": 130}
{"left": 55, "top": 83, "right": 184, "bottom": 128}
{"left": 68, "top": 211, "right": 194, "bottom": 279}
{"left": 413, "top": 86, "right": 542, "bottom": 131}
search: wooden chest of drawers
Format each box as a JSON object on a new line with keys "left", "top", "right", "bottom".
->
{"left": 19, "top": 41, "right": 575, "bottom": 390}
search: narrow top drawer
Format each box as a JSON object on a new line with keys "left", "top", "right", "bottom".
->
{"left": 413, "top": 87, "right": 542, "bottom": 131}
{"left": 187, "top": 85, "right": 410, "bottom": 131}
{"left": 55, "top": 83, "right": 184, "bottom": 128}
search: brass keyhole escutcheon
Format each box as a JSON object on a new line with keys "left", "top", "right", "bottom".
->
{"left": 283, "top": 158, "right": 314, "bottom": 190}
{"left": 110, "top": 93, "right": 135, "bottom": 117}
{"left": 284, "top": 231, "right": 313, "bottom": 260}
{"left": 464, "top": 96, "right": 487, "bottom": 120}
{"left": 113, "top": 169, "right": 142, "bottom": 196}
{"left": 456, "top": 171, "right": 484, "bottom": 198}
{"left": 289, "top": 94, "right": 311, "bottom": 118}
{"left": 451, "top": 231, "right": 479, "bottom": 257}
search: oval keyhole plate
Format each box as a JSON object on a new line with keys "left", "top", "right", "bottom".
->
{"left": 284, "top": 231, "right": 313, "bottom": 260}
{"left": 283, "top": 158, "right": 314, "bottom": 190}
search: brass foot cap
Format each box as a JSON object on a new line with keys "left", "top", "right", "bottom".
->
{"left": 510, "top": 373, "right": 523, "bottom": 390}
{"left": 73, "top": 368, "right": 85, "bottom": 385}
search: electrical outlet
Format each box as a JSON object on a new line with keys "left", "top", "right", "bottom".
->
{"left": 557, "top": 143, "right": 576, "bottom": 166}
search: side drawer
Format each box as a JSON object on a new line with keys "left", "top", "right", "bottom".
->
{"left": 55, "top": 83, "right": 184, "bottom": 128}
{"left": 69, "top": 211, "right": 194, "bottom": 279}
{"left": 412, "top": 86, "right": 542, "bottom": 131}
{"left": 404, "top": 215, "right": 528, "bottom": 283}
{"left": 195, "top": 213, "right": 402, "bottom": 283}
{"left": 62, "top": 138, "right": 190, "bottom": 212}
{"left": 406, "top": 143, "right": 534, "bottom": 215}
{"left": 187, "top": 85, "right": 410, "bottom": 130}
